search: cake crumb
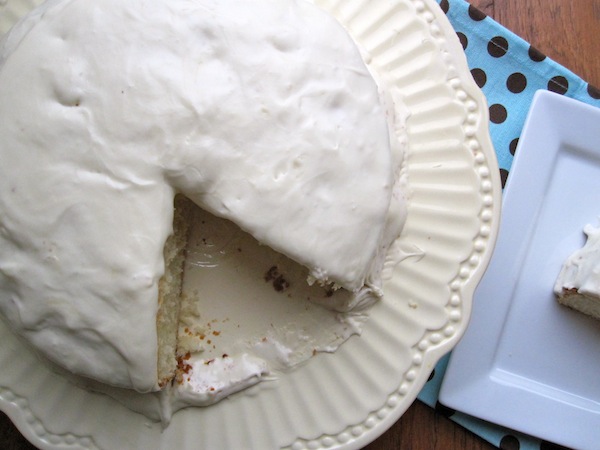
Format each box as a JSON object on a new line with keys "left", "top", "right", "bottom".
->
{"left": 264, "top": 265, "right": 290, "bottom": 292}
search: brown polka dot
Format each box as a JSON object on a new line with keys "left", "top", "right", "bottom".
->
{"left": 588, "top": 84, "right": 600, "bottom": 99}
{"left": 506, "top": 72, "right": 527, "bottom": 93}
{"left": 434, "top": 401, "right": 456, "bottom": 418}
{"left": 427, "top": 369, "right": 435, "bottom": 381}
{"left": 499, "top": 434, "right": 520, "bottom": 450}
{"left": 500, "top": 168, "right": 509, "bottom": 188}
{"left": 528, "top": 46, "right": 546, "bottom": 62}
{"left": 489, "top": 104, "right": 507, "bottom": 124}
{"left": 468, "top": 5, "right": 486, "bottom": 21}
{"left": 439, "top": 0, "right": 449, "bottom": 14}
{"left": 488, "top": 36, "right": 509, "bottom": 58}
{"left": 457, "top": 32, "right": 468, "bottom": 50}
{"left": 548, "top": 76, "right": 569, "bottom": 95}
{"left": 471, "top": 68, "right": 487, "bottom": 88}
{"left": 509, "top": 138, "right": 519, "bottom": 156}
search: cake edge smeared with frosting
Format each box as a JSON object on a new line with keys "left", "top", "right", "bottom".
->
{"left": 0, "top": 0, "right": 407, "bottom": 397}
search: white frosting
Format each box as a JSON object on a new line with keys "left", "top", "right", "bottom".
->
{"left": 0, "top": 0, "right": 404, "bottom": 393}
{"left": 173, "top": 354, "right": 270, "bottom": 408}
{"left": 554, "top": 224, "right": 600, "bottom": 297}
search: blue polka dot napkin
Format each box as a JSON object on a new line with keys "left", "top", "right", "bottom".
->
{"left": 435, "top": 0, "right": 600, "bottom": 186}
{"left": 417, "top": 1, "right": 600, "bottom": 449}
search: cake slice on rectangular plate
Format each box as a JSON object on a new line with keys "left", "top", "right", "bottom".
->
{"left": 554, "top": 224, "right": 600, "bottom": 320}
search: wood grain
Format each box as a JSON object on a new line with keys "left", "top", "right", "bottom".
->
{"left": 1, "top": 0, "right": 597, "bottom": 449}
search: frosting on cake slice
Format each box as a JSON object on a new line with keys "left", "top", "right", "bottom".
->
{"left": 554, "top": 224, "right": 600, "bottom": 320}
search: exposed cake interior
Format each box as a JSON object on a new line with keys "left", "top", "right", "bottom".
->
{"left": 157, "top": 195, "right": 196, "bottom": 387}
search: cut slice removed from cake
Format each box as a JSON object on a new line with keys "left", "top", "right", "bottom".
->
{"left": 0, "top": 0, "right": 407, "bottom": 395}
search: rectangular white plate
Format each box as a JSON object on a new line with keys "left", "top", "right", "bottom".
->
{"left": 439, "top": 90, "right": 600, "bottom": 450}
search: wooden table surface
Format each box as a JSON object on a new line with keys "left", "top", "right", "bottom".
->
{"left": 1, "top": 0, "right": 598, "bottom": 449}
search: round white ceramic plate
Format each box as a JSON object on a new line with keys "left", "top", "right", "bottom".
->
{"left": 0, "top": 0, "right": 501, "bottom": 448}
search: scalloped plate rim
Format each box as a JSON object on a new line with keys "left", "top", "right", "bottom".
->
{"left": 0, "top": 0, "right": 501, "bottom": 449}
